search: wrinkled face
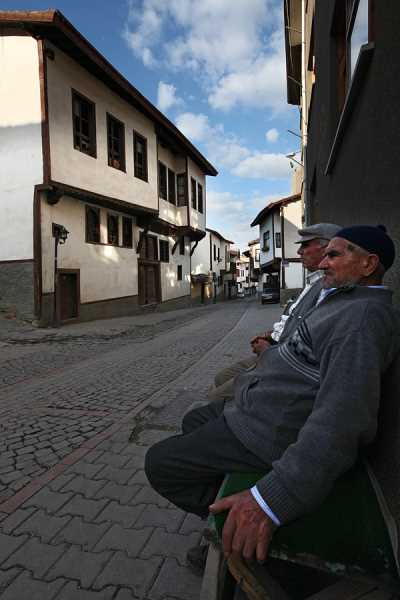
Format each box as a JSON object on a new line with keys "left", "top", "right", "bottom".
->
{"left": 297, "top": 238, "right": 326, "bottom": 271}
{"left": 319, "top": 237, "right": 373, "bottom": 288}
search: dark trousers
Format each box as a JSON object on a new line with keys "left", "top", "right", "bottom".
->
{"left": 145, "top": 400, "right": 271, "bottom": 518}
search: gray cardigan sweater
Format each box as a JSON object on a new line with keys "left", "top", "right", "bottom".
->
{"left": 224, "top": 286, "right": 400, "bottom": 524}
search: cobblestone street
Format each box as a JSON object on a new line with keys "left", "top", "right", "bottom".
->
{"left": 0, "top": 299, "right": 281, "bottom": 600}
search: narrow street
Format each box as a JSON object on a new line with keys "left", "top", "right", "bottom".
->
{"left": 0, "top": 299, "right": 281, "bottom": 600}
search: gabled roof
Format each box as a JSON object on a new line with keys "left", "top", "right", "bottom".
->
{"left": 250, "top": 193, "right": 301, "bottom": 227}
{"left": 206, "top": 228, "right": 234, "bottom": 245}
{"left": 0, "top": 9, "right": 217, "bottom": 176}
{"left": 248, "top": 238, "right": 260, "bottom": 246}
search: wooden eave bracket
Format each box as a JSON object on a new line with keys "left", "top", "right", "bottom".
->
{"left": 171, "top": 237, "right": 180, "bottom": 255}
{"left": 136, "top": 227, "right": 149, "bottom": 254}
{"left": 190, "top": 240, "right": 199, "bottom": 256}
{"left": 46, "top": 188, "right": 63, "bottom": 205}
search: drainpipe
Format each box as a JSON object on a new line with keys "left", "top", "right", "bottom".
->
{"left": 280, "top": 207, "right": 286, "bottom": 290}
{"left": 301, "top": 0, "right": 308, "bottom": 224}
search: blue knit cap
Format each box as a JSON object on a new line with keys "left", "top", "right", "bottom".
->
{"left": 335, "top": 225, "right": 395, "bottom": 271}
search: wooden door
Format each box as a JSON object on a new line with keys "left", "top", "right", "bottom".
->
{"left": 58, "top": 271, "right": 79, "bottom": 320}
{"left": 139, "top": 262, "right": 160, "bottom": 305}
{"left": 138, "top": 233, "right": 161, "bottom": 305}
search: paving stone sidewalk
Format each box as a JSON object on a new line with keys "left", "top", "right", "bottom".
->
{"left": 0, "top": 300, "right": 281, "bottom": 599}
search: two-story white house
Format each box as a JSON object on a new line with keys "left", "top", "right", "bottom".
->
{"left": 191, "top": 228, "right": 233, "bottom": 303}
{"left": 251, "top": 193, "right": 303, "bottom": 303}
{"left": 242, "top": 238, "right": 260, "bottom": 294}
{"left": 0, "top": 10, "right": 217, "bottom": 325}
{"left": 235, "top": 255, "right": 250, "bottom": 295}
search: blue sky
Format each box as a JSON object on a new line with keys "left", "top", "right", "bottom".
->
{"left": 4, "top": 0, "right": 300, "bottom": 250}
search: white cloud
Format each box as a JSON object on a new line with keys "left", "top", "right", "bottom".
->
{"left": 266, "top": 128, "right": 279, "bottom": 143}
{"left": 124, "top": 0, "right": 288, "bottom": 112}
{"left": 208, "top": 30, "right": 287, "bottom": 112}
{"left": 206, "top": 189, "right": 291, "bottom": 251}
{"left": 175, "top": 112, "right": 290, "bottom": 180}
{"left": 232, "top": 153, "right": 290, "bottom": 179}
{"left": 157, "top": 81, "right": 182, "bottom": 112}
{"left": 175, "top": 112, "right": 250, "bottom": 169}
{"left": 207, "top": 190, "right": 245, "bottom": 216}
{"left": 175, "top": 112, "right": 211, "bottom": 142}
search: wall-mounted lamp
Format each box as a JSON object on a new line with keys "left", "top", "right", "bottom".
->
{"left": 52, "top": 223, "right": 69, "bottom": 326}
{"left": 52, "top": 223, "right": 69, "bottom": 244}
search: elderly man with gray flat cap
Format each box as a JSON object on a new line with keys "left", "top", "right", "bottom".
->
{"left": 145, "top": 224, "right": 400, "bottom": 567}
{"left": 208, "top": 222, "right": 342, "bottom": 403}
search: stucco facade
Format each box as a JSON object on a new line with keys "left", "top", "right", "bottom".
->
{"left": 252, "top": 194, "right": 303, "bottom": 301}
{"left": 191, "top": 228, "right": 233, "bottom": 302}
{"left": 0, "top": 10, "right": 217, "bottom": 324}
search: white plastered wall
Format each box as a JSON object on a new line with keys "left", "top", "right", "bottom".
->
{"left": 283, "top": 200, "right": 303, "bottom": 289}
{"left": 273, "top": 211, "right": 282, "bottom": 258}
{"left": 283, "top": 200, "right": 302, "bottom": 258}
{"left": 41, "top": 195, "right": 139, "bottom": 303}
{"left": 157, "top": 145, "right": 187, "bottom": 226}
{"left": 285, "top": 262, "right": 303, "bottom": 289}
{"left": 209, "top": 233, "right": 225, "bottom": 278}
{"left": 191, "top": 231, "right": 210, "bottom": 276}
{"left": 187, "top": 157, "right": 206, "bottom": 233}
{"left": 157, "top": 234, "right": 191, "bottom": 301}
{"left": 259, "top": 214, "right": 274, "bottom": 266}
{"left": 0, "top": 36, "right": 43, "bottom": 260}
{"left": 46, "top": 44, "right": 158, "bottom": 211}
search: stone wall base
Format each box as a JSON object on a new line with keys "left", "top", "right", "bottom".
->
{"left": 0, "top": 261, "right": 34, "bottom": 321}
{"left": 39, "top": 293, "right": 194, "bottom": 326}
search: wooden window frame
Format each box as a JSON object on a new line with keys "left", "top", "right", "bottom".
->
{"left": 263, "top": 230, "right": 270, "bottom": 251}
{"left": 177, "top": 173, "right": 187, "bottom": 206}
{"left": 191, "top": 177, "right": 197, "bottom": 210}
{"left": 275, "top": 232, "right": 282, "bottom": 248}
{"left": 122, "top": 216, "right": 133, "bottom": 248}
{"left": 133, "top": 131, "right": 148, "bottom": 181}
{"left": 107, "top": 213, "right": 119, "bottom": 246}
{"left": 85, "top": 205, "right": 100, "bottom": 244}
{"left": 168, "top": 168, "right": 176, "bottom": 205}
{"left": 346, "top": 0, "right": 374, "bottom": 83}
{"left": 72, "top": 90, "right": 97, "bottom": 158}
{"left": 159, "top": 239, "right": 169, "bottom": 263}
{"left": 159, "top": 161, "right": 167, "bottom": 200}
{"left": 140, "top": 233, "right": 159, "bottom": 261}
{"left": 107, "top": 113, "right": 126, "bottom": 172}
{"left": 177, "top": 265, "right": 183, "bottom": 281}
{"left": 327, "top": 0, "right": 375, "bottom": 173}
{"left": 197, "top": 183, "right": 203, "bottom": 214}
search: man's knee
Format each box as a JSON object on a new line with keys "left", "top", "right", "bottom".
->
{"left": 182, "top": 407, "right": 201, "bottom": 434}
{"left": 144, "top": 440, "right": 168, "bottom": 489}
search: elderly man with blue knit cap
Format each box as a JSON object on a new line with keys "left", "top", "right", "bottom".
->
{"left": 145, "top": 225, "right": 400, "bottom": 566}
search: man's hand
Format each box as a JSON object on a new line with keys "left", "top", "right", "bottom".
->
{"left": 209, "top": 490, "right": 275, "bottom": 562}
{"left": 250, "top": 336, "right": 271, "bottom": 356}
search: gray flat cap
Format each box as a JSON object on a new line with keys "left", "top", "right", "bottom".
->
{"left": 295, "top": 222, "right": 342, "bottom": 243}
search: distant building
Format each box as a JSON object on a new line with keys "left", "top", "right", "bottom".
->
{"left": 251, "top": 194, "right": 303, "bottom": 303}
{"left": 242, "top": 239, "right": 261, "bottom": 293}
{"left": 0, "top": 10, "right": 217, "bottom": 325}
{"left": 191, "top": 228, "right": 234, "bottom": 303}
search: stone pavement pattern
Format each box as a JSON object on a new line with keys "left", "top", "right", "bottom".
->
{"left": 0, "top": 300, "right": 282, "bottom": 599}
